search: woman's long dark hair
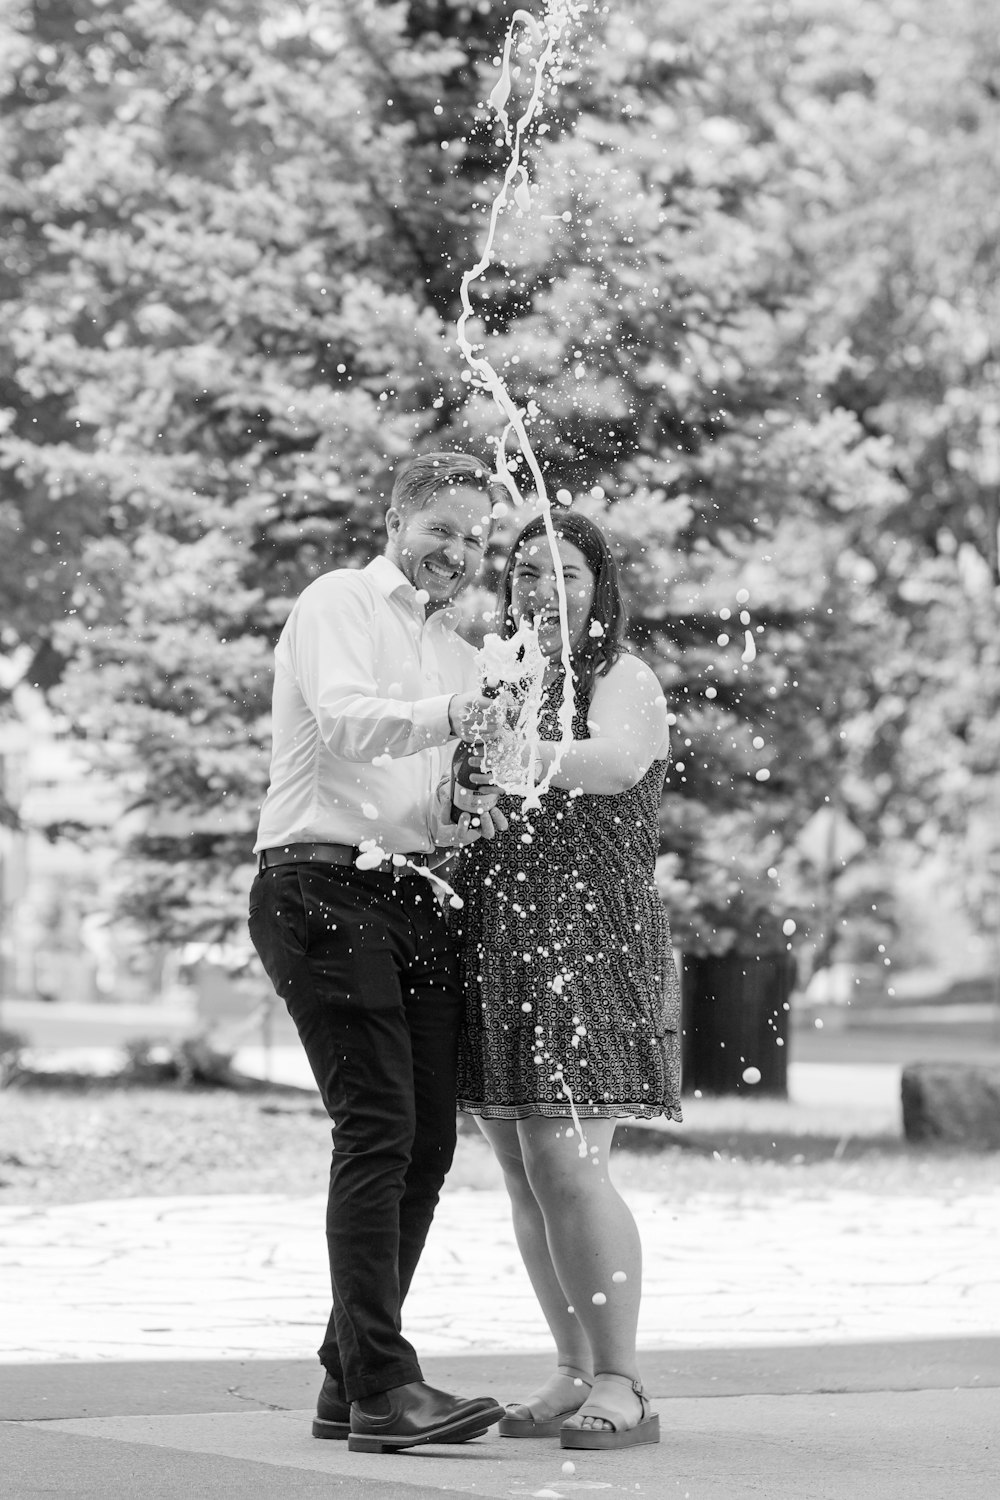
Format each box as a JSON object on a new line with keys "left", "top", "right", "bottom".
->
{"left": 495, "top": 510, "right": 628, "bottom": 705}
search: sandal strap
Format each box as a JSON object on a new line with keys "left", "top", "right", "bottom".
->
{"left": 506, "top": 1365, "right": 593, "bottom": 1421}
{"left": 594, "top": 1371, "right": 646, "bottom": 1398}
{"left": 571, "top": 1373, "right": 651, "bottom": 1432}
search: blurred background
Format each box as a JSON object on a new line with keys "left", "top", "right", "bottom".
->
{"left": 1, "top": 0, "right": 998, "bottom": 1097}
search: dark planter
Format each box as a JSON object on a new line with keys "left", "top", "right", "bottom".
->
{"left": 679, "top": 951, "right": 796, "bottom": 1097}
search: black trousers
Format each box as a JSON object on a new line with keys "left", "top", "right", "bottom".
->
{"left": 248, "top": 861, "right": 462, "bottom": 1401}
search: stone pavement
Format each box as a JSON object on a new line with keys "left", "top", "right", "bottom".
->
{"left": 2, "top": 1175, "right": 999, "bottom": 1497}
{"left": 2, "top": 1186, "right": 999, "bottom": 1362}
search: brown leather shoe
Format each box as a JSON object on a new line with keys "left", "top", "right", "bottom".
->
{"left": 347, "top": 1380, "right": 504, "bottom": 1453}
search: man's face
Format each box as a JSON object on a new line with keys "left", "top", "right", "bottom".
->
{"left": 386, "top": 484, "right": 493, "bottom": 606}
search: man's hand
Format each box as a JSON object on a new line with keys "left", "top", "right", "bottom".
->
{"left": 449, "top": 691, "right": 505, "bottom": 741}
{"left": 453, "top": 749, "right": 509, "bottom": 838}
{"left": 432, "top": 762, "right": 509, "bottom": 848}
{"left": 453, "top": 751, "right": 509, "bottom": 841}
{"left": 455, "top": 802, "right": 509, "bottom": 842}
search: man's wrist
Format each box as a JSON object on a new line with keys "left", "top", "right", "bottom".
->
{"left": 413, "top": 692, "right": 455, "bottom": 744}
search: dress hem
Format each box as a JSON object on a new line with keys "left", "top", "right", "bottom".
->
{"left": 458, "top": 1099, "right": 683, "bottom": 1123}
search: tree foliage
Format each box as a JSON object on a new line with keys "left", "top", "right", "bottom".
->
{"left": 1, "top": 0, "right": 997, "bottom": 959}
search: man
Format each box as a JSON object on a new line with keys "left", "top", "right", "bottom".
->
{"left": 249, "top": 451, "right": 507, "bottom": 1453}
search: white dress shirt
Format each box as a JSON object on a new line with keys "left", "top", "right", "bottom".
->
{"left": 254, "top": 555, "right": 479, "bottom": 855}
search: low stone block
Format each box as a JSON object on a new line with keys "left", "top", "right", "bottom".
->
{"left": 901, "top": 1062, "right": 1000, "bottom": 1149}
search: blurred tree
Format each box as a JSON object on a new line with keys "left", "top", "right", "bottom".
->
{"left": 1, "top": 0, "right": 994, "bottom": 969}
{"left": 0, "top": 0, "right": 508, "bottom": 938}
{"left": 766, "top": 0, "right": 1000, "bottom": 957}
{"left": 458, "top": 0, "right": 911, "bottom": 958}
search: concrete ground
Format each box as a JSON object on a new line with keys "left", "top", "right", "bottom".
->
{"left": 2, "top": 1014, "right": 998, "bottom": 1496}
{"left": 2, "top": 1172, "right": 998, "bottom": 1496}
{"left": 2, "top": 1341, "right": 999, "bottom": 1499}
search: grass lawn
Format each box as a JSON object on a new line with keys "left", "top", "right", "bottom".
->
{"left": 1, "top": 1069, "right": 996, "bottom": 1207}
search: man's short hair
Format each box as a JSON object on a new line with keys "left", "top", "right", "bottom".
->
{"left": 390, "top": 451, "right": 495, "bottom": 516}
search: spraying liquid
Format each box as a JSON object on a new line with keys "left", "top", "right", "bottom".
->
{"left": 550, "top": 1067, "right": 589, "bottom": 1158}
{"left": 356, "top": 840, "right": 464, "bottom": 909}
{"left": 478, "top": 619, "right": 549, "bottom": 803}
{"left": 456, "top": 2, "right": 585, "bottom": 797}
{"left": 455, "top": 3, "right": 588, "bottom": 1152}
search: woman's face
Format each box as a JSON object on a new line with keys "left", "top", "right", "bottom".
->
{"left": 509, "top": 535, "right": 597, "bottom": 658}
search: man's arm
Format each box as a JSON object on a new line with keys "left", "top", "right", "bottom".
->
{"left": 288, "top": 575, "right": 452, "bottom": 762}
{"left": 289, "top": 574, "right": 500, "bottom": 763}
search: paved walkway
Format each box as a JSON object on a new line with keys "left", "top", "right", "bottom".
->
{"left": 2, "top": 1031, "right": 999, "bottom": 1495}
{"left": 2, "top": 1186, "right": 998, "bottom": 1363}
{"left": 2, "top": 1175, "right": 999, "bottom": 1497}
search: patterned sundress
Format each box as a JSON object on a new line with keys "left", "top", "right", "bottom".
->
{"left": 453, "top": 672, "right": 683, "bottom": 1122}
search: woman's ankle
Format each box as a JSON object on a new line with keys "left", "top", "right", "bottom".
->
{"left": 510, "top": 1367, "right": 593, "bottom": 1421}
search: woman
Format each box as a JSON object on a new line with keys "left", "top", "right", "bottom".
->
{"left": 453, "top": 510, "right": 682, "bottom": 1451}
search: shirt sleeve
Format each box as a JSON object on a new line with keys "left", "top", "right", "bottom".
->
{"left": 424, "top": 634, "right": 488, "bottom": 847}
{"left": 286, "top": 575, "right": 454, "bottom": 762}
{"left": 426, "top": 763, "right": 465, "bottom": 849}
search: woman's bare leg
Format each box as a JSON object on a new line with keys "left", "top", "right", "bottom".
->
{"left": 477, "top": 1116, "right": 592, "bottom": 1418}
{"left": 516, "top": 1115, "right": 645, "bottom": 1431}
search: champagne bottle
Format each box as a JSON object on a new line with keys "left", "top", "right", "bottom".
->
{"left": 448, "top": 684, "right": 499, "bottom": 823}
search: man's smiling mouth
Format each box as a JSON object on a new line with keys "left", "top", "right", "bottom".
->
{"left": 424, "top": 559, "right": 460, "bottom": 582}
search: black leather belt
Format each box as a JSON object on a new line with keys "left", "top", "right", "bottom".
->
{"left": 257, "top": 842, "right": 430, "bottom": 876}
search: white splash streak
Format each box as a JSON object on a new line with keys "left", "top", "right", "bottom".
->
{"left": 551, "top": 1067, "right": 589, "bottom": 1158}
{"left": 456, "top": 2, "right": 585, "bottom": 801}
{"left": 735, "top": 588, "right": 758, "bottom": 662}
{"left": 355, "top": 840, "right": 463, "bottom": 908}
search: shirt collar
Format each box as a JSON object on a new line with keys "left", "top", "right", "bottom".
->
{"left": 364, "top": 554, "right": 458, "bottom": 629}
{"left": 365, "top": 554, "right": 413, "bottom": 601}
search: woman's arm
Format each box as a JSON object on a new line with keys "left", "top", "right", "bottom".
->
{"left": 535, "top": 655, "right": 669, "bottom": 795}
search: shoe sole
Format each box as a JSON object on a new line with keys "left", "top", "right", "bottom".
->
{"left": 499, "top": 1405, "right": 583, "bottom": 1438}
{"left": 561, "top": 1414, "right": 660, "bottom": 1449}
{"left": 312, "top": 1417, "right": 350, "bottom": 1440}
{"left": 348, "top": 1407, "right": 503, "bottom": 1453}
{"left": 315, "top": 1420, "right": 492, "bottom": 1445}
